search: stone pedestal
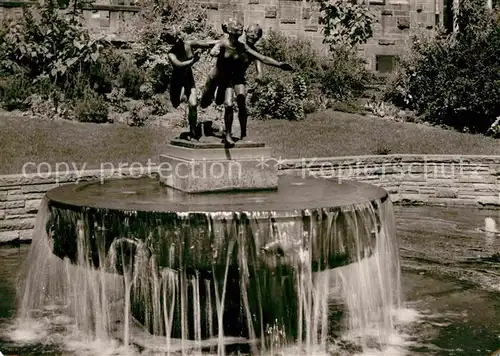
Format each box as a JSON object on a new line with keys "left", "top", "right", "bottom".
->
{"left": 159, "top": 138, "right": 278, "bottom": 193}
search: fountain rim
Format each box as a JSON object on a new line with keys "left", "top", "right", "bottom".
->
{"left": 44, "top": 175, "right": 390, "bottom": 217}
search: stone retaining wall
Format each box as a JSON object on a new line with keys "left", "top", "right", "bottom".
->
{"left": 0, "top": 168, "right": 149, "bottom": 243}
{"left": 1, "top": 155, "right": 499, "bottom": 243}
{"left": 281, "top": 155, "right": 500, "bottom": 207}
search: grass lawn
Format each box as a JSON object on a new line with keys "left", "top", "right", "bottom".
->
{"left": 1, "top": 110, "right": 500, "bottom": 175}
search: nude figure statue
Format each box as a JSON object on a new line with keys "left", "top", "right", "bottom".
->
{"left": 200, "top": 19, "right": 293, "bottom": 146}
{"left": 164, "top": 27, "right": 219, "bottom": 140}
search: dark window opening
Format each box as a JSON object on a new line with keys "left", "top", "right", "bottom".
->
{"left": 443, "top": 0, "right": 454, "bottom": 33}
{"left": 376, "top": 55, "right": 396, "bottom": 73}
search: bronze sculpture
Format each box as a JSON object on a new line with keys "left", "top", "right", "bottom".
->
{"left": 164, "top": 27, "right": 218, "bottom": 140}
{"left": 200, "top": 19, "right": 293, "bottom": 146}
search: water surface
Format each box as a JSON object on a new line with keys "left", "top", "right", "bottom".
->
{"left": 0, "top": 206, "right": 499, "bottom": 355}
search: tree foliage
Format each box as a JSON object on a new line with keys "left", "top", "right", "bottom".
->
{"left": 385, "top": 0, "right": 500, "bottom": 134}
{"left": 318, "top": 0, "right": 377, "bottom": 50}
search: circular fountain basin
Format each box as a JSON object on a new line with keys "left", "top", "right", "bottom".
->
{"left": 45, "top": 174, "right": 388, "bottom": 271}
{"left": 46, "top": 174, "right": 388, "bottom": 213}
{"left": 31, "top": 174, "right": 396, "bottom": 344}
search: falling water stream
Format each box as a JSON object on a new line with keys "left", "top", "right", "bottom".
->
{"left": 5, "top": 192, "right": 401, "bottom": 356}
{"left": 1, "top": 205, "right": 499, "bottom": 355}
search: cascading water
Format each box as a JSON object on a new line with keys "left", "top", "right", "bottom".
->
{"left": 14, "top": 175, "right": 401, "bottom": 355}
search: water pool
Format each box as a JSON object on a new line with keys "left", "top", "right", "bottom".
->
{"left": 0, "top": 206, "right": 499, "bottom": 355}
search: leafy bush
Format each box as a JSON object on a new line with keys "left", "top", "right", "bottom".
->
{"left": 128, "top": 101, "right": 151, "bottom": 127}
{"left": 117, "top": 54, "right": 147, "bottom": 99}
{"left": 386, "top": 0, "right": 500, "bottom": 134}
{"left": 86, "top": 48, "right": 122, "bottom": 95}
{"left": 73, "top": 88, "right": 109, "bottom": 123}
{"left": 0, "top": 72, "right": 32, "bottom": 110}
{"left": 149, "top": 93, "right": 171, "bottom": 115}
{"left": 250, "top": 73, "right": 307, "bottom": 121}
{"left": 0, "top": 0, "right": 108, "bottom": 92}
{"left": 251, "top": 30, "right": 371, "bottom": 120}
{"left": 256, "top": 30, "right": 320, "bottom": 85}
{"left": 321, "top": 47, "right": 371, "bottom": 101}
{"left": 133, "top": 0, "right": 219, "bottom": 57}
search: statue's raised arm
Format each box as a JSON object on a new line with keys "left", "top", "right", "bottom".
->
{"left": 240, "top": 39, "right": 294, "bottom": 71}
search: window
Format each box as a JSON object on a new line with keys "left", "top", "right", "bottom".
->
{"left": 443, "top": 0, "right": 454, "bottom": 32}
{"left": 375, "top": 55, "right": 396, "bottom": 73}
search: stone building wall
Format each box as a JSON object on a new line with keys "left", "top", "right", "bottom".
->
{"left": 0, "top": 0, "right": 140, "bottom": 41}
{"left": 198, "top": 0, "right": 445, "bottom": 71}
{"left": 0, "top": 0, "right": 446, "bottom": 71}
{"left": 1, "top": 155, "right": 498, "bottom": 244}
{"left": 200, "top": 0, "right": 326, "bottom": 54}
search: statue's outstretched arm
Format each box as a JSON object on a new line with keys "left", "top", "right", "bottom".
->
{"left": 167, "top": 52, "right": 197, "bottom": 68}
{"left": 210, "top": 39, "right": 226, "bottom": 57}
{"left": 189, "top": 39, "right": 220, "bottom": 49}
{"left": 244, "top": 45, "right": 293, "bottom": 71}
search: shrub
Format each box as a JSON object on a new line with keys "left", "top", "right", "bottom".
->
{"left": 250, "top": 72, "right": 307, "bottom": 121}
{"left": 73, "top": 88, "right": 109, "bottom": 123}
{"left": 86, "top": 48, "right": 122, "bottom": 96}
{"left": 1, "top": 0, "right": 108, "bottom": 89}
{"left": 0, "top": 0, "right": 117, "bottom": 119}
{"left": 303, "top": 99, "right": 318, "bottom": 115}
{"left": 148, "top": 62, "right": 172, "bottom": 94}
{"left": 321, "top": 47, "right": 371, "bottom": 102}
{"left": 132, "top": 0, "right": 219, "bottom": 58}
{"left": 128, "top": 101, "right": 151, "bottom": 127}
{"left": 117, "top": 54, "right": 147, "bottom": 99}
{"left": 0, "top": 73, "right": 32, "bottom": 110}
{"left": 385, "top": 0, "right": 500, "bottom": 134}
{"left": 252, "top": 30, "right": 371, "bottom": 120}
{"left": 256, "top": 30, "right": 320, "bottom": 85}
{"left": 149, "top": 93, "right": 171, "bottom": 115}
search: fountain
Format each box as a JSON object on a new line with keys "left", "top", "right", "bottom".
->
{"left": 16, "top": 137, "right": 402, "bottom": 355}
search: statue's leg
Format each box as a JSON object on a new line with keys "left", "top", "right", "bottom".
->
{"left": 200, "top": 73, "right": 217, "bottom": 109}
{"left": 215, "top": 86, "right": 226, "bottom": 106}
{"left": 187, "top": 87, "right": 198, "bottom": 139}
{"left": 223, "top": 87, "right": 235, "bottom": 146}
{"left": 169, "top": 81, "right": 182, "bottom": 109}
{"left": 180, "top": 86, "right": 187, "bottom": 103}
{"left": 234, "top": 84, "right": 247, "bottom": 139}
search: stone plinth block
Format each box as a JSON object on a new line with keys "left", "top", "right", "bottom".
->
{"left": 159, "top": 139, "right": 278, "bottom": 193}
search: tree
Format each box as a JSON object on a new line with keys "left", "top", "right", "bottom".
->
{"left": 317, "top": 0, "right": 377, "bottom": 50}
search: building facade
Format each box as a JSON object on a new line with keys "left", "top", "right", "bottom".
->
{"left": 198, "top": 0, "right": 451, "bottom": 72}
{"left": 0, "top": 0, "right": 463, "bottom": 72}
